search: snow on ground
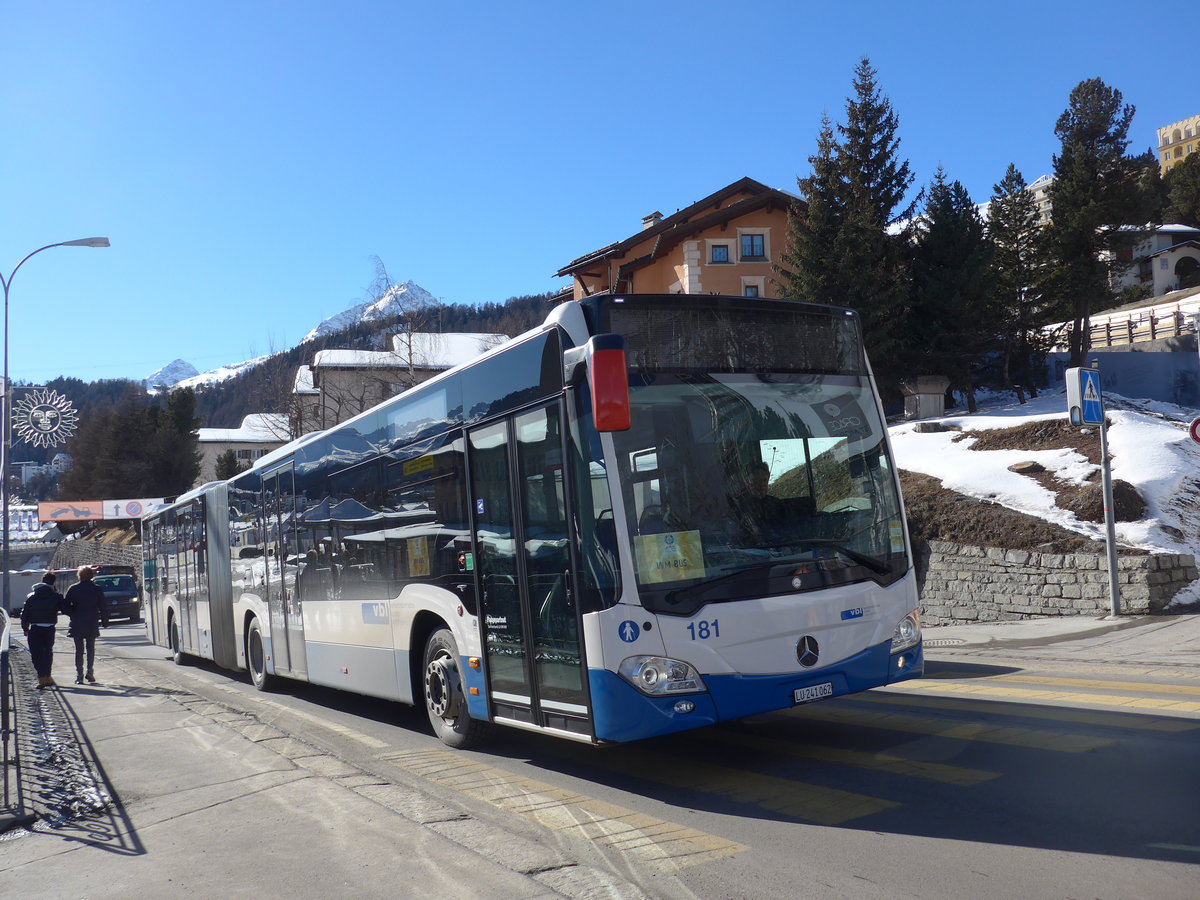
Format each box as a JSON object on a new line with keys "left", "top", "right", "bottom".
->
{"left": 889, "top": 390, "right": 1200, "bottom": 608}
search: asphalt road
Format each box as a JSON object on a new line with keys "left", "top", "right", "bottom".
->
{"left": 98, "top": 623, "right": 1200, "bottom": 900}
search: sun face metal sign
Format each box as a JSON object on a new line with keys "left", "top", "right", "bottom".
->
{"left": 12, "top": 388, "right": 79, "bottom": 448}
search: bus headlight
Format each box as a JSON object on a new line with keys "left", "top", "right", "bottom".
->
{"left": 890, "top": 611, "right": 921, "bottom": 653}
{"left": 618, "top": 656, "right": 707, "bottom": 696}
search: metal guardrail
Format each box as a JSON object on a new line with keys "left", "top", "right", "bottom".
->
{"left": 1087, "top": 308, "right": 1196, "bottom": 348}
{"left": 1047, "top": 298, "right": 1200, "bottom": 351}
{"left": 1, "top": 607, "right": 13, "bottom": 814}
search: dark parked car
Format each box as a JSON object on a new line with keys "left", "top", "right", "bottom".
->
{"left": 92, "top": 573, "right": 142, "bottom": 623}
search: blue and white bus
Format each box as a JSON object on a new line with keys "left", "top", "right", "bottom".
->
{"left": 142, "top": 293, "right": 922, "bottom": 748}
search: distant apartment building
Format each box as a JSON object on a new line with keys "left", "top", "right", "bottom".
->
{"left": 554, "top": 177, "right": 797, "bottom": 299}
{"left": 1026, "top": 174, "right": 1054, "bottom": 226}
{"left": 1158, "top": 115, "right": 1200, "bottom": 175}
{"left": 12, "top": 452, "right": 72, "bottom": 486}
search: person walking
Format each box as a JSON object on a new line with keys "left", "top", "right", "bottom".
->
{"left": 20, "top": 572, "right": 66, "bottom": 689}
{"left": 62, "top": 565, "right": 109, "bottom": 685}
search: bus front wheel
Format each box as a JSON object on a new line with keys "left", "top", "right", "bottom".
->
{"left": 423, "top": 628, "right": 488, "bottom": 749}
{"left": 246, "top": 618, "right": 276, "bottom": 692}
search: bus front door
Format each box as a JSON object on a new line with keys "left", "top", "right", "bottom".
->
{"left": 469, "top": 403, "right": 591, "bottom": 738}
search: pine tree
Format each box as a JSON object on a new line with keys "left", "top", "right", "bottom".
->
{"left": 1164, "top": 154, "right": 1200, "bottom": 227}
{"left": 1048, "top": 78, "right": 1137, "bottom": 366}
{"left": 777, "top": 114, "right": 842, "bottom": 304}
{"left": 780, "top": 58, "right": 916, "bottom": 388}
{"left": 215, "top": 449, "right": 245, "bottom": 480}
{"left": 906, "top": 168, "right": 995, "bottom": 411}
{"left": 147, "top": 388, "right": 202, "bottom": 495}
{"left": 988, "top": 164, "right": 1054, "bottom": 401}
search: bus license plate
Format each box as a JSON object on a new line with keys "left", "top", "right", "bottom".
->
{"left": 794, "top": 683, "right": 834, "bottom": 704}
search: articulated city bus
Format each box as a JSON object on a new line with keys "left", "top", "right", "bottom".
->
{"left": 142, "top": 293, "right": 922, "bottom": 747}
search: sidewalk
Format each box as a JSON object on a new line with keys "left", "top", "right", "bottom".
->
{"left": 4, "top": 614, "right": 1198, "bottom": 898}
{"left": 0, "top": 642, "right": 654, "bottom": 900}
{"left": 922, "top": 611, "right": 1200, "bottom": 667}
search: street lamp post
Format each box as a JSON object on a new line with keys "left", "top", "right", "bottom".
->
{"left": 1, "top": 238, "right": 110, "bottom": 612}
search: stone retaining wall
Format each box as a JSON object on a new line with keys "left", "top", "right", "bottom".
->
{"left": 49, "top": 542, "right": 142, "bottom": 572}
{"left": 916, "top": 540, "right": 1197, "bottom": 625}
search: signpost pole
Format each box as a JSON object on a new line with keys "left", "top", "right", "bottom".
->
{"left": 1067, "top": 363, "right": 1121, "bottom": 617}
{"left": 1098, "top": 404, "right": 1121, "bottom": 617}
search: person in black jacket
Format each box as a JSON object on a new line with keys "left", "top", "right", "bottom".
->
{"left": 63, "top": 566, "right": 109, "bottom": 685}
{"left": 20, "top": 572, "right": 66, "bottom": 688}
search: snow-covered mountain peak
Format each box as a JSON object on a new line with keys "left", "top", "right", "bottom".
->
{"left": 302, "top": 280, "right": 437, "bottom": 343}
{"left": 145, "top": 358, "right": 200, "bottom": 390}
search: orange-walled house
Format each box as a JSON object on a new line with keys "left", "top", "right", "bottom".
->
{"left": 554, "top": 177, "right": 799, "bottom": 299}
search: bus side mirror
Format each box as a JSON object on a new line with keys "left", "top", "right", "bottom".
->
{"left": 590, "top": 335, "right": 631, "bottom": 432}
{"left": 565, "top": 335, "right": 631, "bottom": 432}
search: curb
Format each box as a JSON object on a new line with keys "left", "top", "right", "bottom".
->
{"left": 922, "top": 615, "right": 1163, "bottom": 653}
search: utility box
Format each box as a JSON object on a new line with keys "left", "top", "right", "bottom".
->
{"left": 900, "top": 376, "right": 950, "bottom": 420}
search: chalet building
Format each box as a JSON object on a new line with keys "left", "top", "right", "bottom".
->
{"left": 1110, "top": 224, "right": 1200, "bottom": 297}
{"left": 195, "top": 414, "right": 290, "bottom": 487}
{"left": 554, "top": 177, "right": 798, "bottom": 299}
{"left": 293, "top": 332, "right": 508, "bottom": 432}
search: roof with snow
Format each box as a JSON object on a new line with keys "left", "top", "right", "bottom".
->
{"left": 197, "top": 413, "right": 289, "bottom": 444}
{"left": 389, "top": 332, "right": 508, "bottom": 368}
{"left": 312, "top": 333, "right": 507, "bottom": 371}
{"left": 312, "top": 349, "right": 406, "bottom": 369}
{"left": 294, "top": 364, "right": 317, "bottom": 394}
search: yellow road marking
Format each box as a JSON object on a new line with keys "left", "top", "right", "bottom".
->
{"left": 780, "top": 705, "right": 1113, "bottom": 752}
{"left": 862, "top": 690, "right": 1199, "bottom": 732}
{"left": 1146, "top": 843, "right": 1200, "bottom": 853}
{"left": 383, "top": 748, "right": 747, "bottom": 872}
{"left": 699, "top": 729, "right": 1000, "bottom": 786}
{"left": 926, "top": 671, "right": 1200, "bottom": 697}
{"left": 213, "top": 683, "right": 390, "bottom": 749}
{"left": 583, "top": 750, "right": 901, "bottom": 826}
{"left": 892, "top": 679, "right": 1200, "bottom": 714}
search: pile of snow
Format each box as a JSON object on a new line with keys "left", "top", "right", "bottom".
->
{"left": 891, "top": 391, "right": 1200, "bottom": 607}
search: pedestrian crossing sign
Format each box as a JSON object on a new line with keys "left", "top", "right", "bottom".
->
{"left": 1065, "top": 367, "right": 1104, "bottom": 426}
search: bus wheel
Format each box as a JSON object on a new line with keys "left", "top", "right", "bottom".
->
{"left": 169, "top": 616, "right": 189, "bottom": 666}
{"left": 246, "top": 618, "right": 276, "bottom": 692}
{"left": 423, "top": 629, "right": 488, "bottom": 749}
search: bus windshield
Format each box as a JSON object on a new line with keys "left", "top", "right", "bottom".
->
{"left": 612, "top": 372, "right": 907, "bottom": 616}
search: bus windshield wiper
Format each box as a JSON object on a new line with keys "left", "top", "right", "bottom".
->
{"left": 767, "top": 539, "right": 891, "bottom": 574}
{"left": 663, "top": 561, "right": 777, "bottom": 606}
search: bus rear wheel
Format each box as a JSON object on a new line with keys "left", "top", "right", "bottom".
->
{"left": 169, "top": 616, "right": 189, "bottom": 666}
{"left": 246, "top": 618, "right": 276, "bottom": 692}
{"left": 423, "top": 628, "right": 488, "bottom": 749}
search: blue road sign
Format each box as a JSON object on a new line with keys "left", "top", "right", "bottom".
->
{"left": 1080, "top": 369, "right": 1103, "bottom": 425}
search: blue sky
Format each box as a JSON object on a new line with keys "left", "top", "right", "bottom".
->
{"left": 1, "top": 1, "right": 1185, "bottom": 385}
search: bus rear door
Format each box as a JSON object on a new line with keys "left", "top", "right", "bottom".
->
{"left": 263, "top": 466, "right": 308, "bottom": 679}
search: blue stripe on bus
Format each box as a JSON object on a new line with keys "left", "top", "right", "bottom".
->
{"left": 588, "top": 639, "right": 923, "bottom": 742}
{"left": 463, "top": 656, "right": 490, "bottom": 720}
